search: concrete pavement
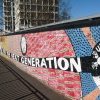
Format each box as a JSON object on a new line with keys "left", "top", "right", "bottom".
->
{"left": 0, "top": 58, "right": 48, "bottom": 100}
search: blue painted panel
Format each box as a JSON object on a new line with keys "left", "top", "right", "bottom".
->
{"left": 66, "top": 28, "right": 98, "bottom": 97}
{"left": 90, "top": 26, "right": 100, "bottom": 43}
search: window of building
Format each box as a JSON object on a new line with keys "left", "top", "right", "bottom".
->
{"left": 31, "top": 21, "right": 37, "bottom": 26}
{"left": 20, "top": 12, "right": 24, "bottom": 18}
{"left": 8, "top": 25, "right": 12, "bottom": 31}
{"left": 20, "top": 19, "right": 24, "bottom": 25}
{"left": 26, "top": 0, "right": 29, "bottom": 3}
{"left": 8, "top": 7, "right": 11, "bottom": 11}
{"left": 37, "top": 21, "right": 42, "bottom": 25}
{"left": 8, "top": 17, "right": 11, "bottom": 22}
{"left": 27, "top": 19, "right": 31, "bottom": 26}
{"left": 37, "top": 0, "right": 42, "bottom": 4}
{"left": 49, "top": 0, "right": 53, "bottom": 5}
{"left": 55, "top": 0, "right": 58, "bottom": 5}
{"left": 49, "top": 13, "right": 54, "bottom": 19}
{"left": 20, "top": 4, "right": 24, "bottom": 11}
{"left": 26, "top": 5, "right": 30, "bottom": 10}
{"left": 5, "top": 12, "right": 11, "bottom": 16}
{"left": 20, "top": 0, "right": 23, "bottom": 3}
{"left": 6, "top": 2, "right": 11, "bottom": 6}
{"left": 37, "top": 13, "right": 42, "bottom": 19}
{"left": 55, "top": 14, "right": 58, "bottom": 21}
{"left": 31, "top": 0, "right": 36, "bottom": 4}
{"left": 43, "top": 6, "right": 48, "bottom": 12}
{"left": 43, "top": 13, "right": 49, "bottom": 20}
{"left": 5, "top": 17, "right": 8, "bottom": 21}
{"left": 37, "top": 6, "right": 42, "bottom": 12}
{"left": 43, "top": 0, "right": 48, "bottom": 5}
{"left": 55, "top": 7, "right": 58, "bottom": 12}
{"left": 31, "top": 13, "right": 36, "bottom": 19}
{"left": 5, "top": 26, "right": 8, "bottom": 30}
{"left": 26, "top": 12, "right": 30, "bottom": 18}
{"left": 49, "top": 6, "right": 54, "bottom": 12}
{"left": 31, "top": 5, "right": 36, "bottom": 11}
{"left": 4, "top": 2, "right": 7, "bottom": 6}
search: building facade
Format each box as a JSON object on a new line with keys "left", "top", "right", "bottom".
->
{"left": 3, "top": 0, "right": 59, "bottom": 32}
{"left": 3, "top": 0, "right": 15, "bottom": 32}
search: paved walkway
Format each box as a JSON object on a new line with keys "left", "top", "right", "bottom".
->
{"left": 0, "top": 59, "right": 48, "bottom": 100}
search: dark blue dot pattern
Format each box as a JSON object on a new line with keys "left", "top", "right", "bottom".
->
{"left": 65, "top": 28, "right": 98, "bottom": 97}
{"left": 65, "top": 28, "right": 92, "bottom": 57}
{"left": 90, "top": 26, "right": 100, "bottom": 43}
{"left": 90, "top": 26, "right": 100, "bottom": 100}
{"left": 80, "top": 73, "right": 97, "bottom": 96}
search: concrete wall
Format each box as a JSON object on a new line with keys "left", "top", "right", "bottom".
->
{"left": 0, "top": 26, "right": 100, "bottom": 100}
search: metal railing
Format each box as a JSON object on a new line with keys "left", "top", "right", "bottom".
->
{"left": 1, "top": 15, "right": 100, "bottom": 36}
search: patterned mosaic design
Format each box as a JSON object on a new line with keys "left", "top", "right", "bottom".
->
{"left": 90, "top": 26, "right": 100, "bottom": 43}
{"left": 24, "top": 30, "right": 75, "bottom": 58}
{"left": 66, "top": 28, "right": 92, "bottom": 56}
{"left": 24, "top": 30, "right": 81, "bottom": 99}
{"left": 66, "top": 27, "right": 100, "bottom": 100}
{"left": 0, "top": 27, "right": 100, "bottom": 100}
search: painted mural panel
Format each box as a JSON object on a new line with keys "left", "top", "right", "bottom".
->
{"left": 0, "top": 26, "right": 100, "bottom": 100}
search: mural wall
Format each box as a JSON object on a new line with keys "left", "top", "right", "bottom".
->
{"left": 0, "top": 26, "right": 100, "bottom": 100}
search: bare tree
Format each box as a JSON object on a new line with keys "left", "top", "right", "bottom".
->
{"left": 59, "top": 0, "right": 71, "bottom": 21}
